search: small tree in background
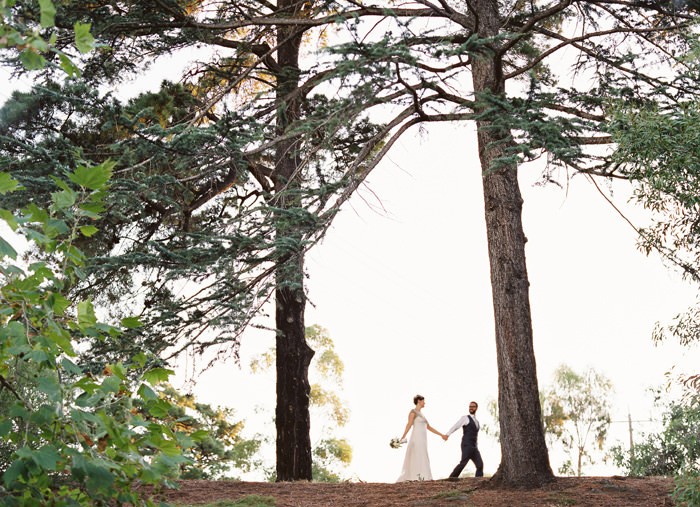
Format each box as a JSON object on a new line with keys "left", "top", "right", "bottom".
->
{"left": 611, "top": 395, "right": 700, "bottom": 478}
{"left": 251, "top": 324, "right": 352, "bottom": 482}
{"left": 542, "top": 365, "right": 613, "bottom": 476}
{"left": 142, "top": 386, "right": 263, "bottom": 480}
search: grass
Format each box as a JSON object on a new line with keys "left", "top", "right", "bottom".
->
{"left": 546, "top": 493, "right": 577, "bottom": 506}
{"left": 177, "top": 495, "right": 276, "bottom": 507}
{"left": 429, "top": 489, "right": 475, "bottom": 502}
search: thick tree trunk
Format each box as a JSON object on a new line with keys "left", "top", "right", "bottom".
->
{"left": 275, "top": 278, "right": 314, "bottom": 481}
{"left": 471, "top": 0, "right": 554, "bottom": 488}
{"left": 274, "top": 7, "right": 314, "bottom": 481}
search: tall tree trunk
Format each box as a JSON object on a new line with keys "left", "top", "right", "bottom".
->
{"left": 471, "top": 0, "right": 554, "bottom": 488}
{"left": 274, "top": 7, "right": 314, "bottom": 481}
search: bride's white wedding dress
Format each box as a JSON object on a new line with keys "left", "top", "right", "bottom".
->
{"left": 397, "top": 409, "right": 432, "bottom": 482}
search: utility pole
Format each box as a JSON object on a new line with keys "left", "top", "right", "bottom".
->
{"left": 628, "top": 411, "right": 635, "bottom": 459}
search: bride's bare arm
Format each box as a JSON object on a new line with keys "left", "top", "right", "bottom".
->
{"left": 400, "top": 410, "right": 417, "bottom": 440}
{"left": 427, "top": 424, "right": 446, "bottom": 439}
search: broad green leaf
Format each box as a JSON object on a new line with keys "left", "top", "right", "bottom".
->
{"left": 0, "top": 209, "right": 18, "bottom": 230}
{"left": 85, "top": 461, "right": 114, "bottom": 494}
{"left": 24, "top": 203, "right": 49, "bottom": 223}
{"left": 157, "top": 439, "right": 181, "bottom": 457}
{"left": 95, "top": 322, "right": 120, "bottom": 336}
{"left": 110, "top": 362, "right": 126, "bottom": 380}
{"left": 47, "top": 324, "right": 76, "bottom": 355}
{"left": 65, "top": 244, "right": 86, "bottom": 266}
{"left": 0, "top": 235, "right": 18, "bottom": 259}
{"left": 3, "top": 460, "right": 26, "bottom": 487}
{"left": 34, "top": 445, "right": 60, "bottom": 471}
{"left": 132, "top": 352, "right": 148, "bottom": 367}
{"left": 142, "top": 367, "right": 174, "bottom": 385}
{"left": 0, "top": 173, "right": 20, "bottom": 194}
{"left": 75, "top": 391, "right": 99, "bottom": 407}
{"left": 25, "top": 349, "right": 50, "bottom": 365}
{"left": 50, "top": 293, "right": 71, "bottom": 315}
{"left": 69, "top": 162, "right": 113, "bottom": 190}
{"left": 121, "top": 317, "right": 143, "bottom": 329}
{"left": 73, "top": 377, "right": 98, "bottom": 394}
{"left": 138, "top": 383, "right": 158, "bottom": 401}
{"left": 190, "top": 429, "right": 209, "bottom": 442}
{"left": 19, "top": 49, "right": 46, "bottom": 70}
{"left": 60, "top": 357, "right": 83, "bottom": 375}
{"left": 100, "top": 375, "right": 121, "bottom": 393}
{"left": 45, "top": 218, "right": 70, "bottom": 237}
{"left": 9, "top": 404, "right": 29, "bottom": 420}
{"left": 37, "top": 376, "right": 62, "bottom": 401}
{"left": 30, "top": 263, "right": 54, "bottom": 282}
{"left": 38, "top": 0, "right": 56, "bottom": 27}
{"left": 26, "top": 408, "right": 57, "bottom": 434}
{"left": 74, "top": 22, "right": 95, "bottom": 54}
{"left": 77, "top": 201, "right": 107, "bottom": 219}
{"left": 77, "top": 299, "right": 97, "bottom": 329}
{"left": 15, "top": 447, "right": 33, "bottom": 460}
{"left": 24, "top": 228, "right": 51, "bottom": 247}
{"left": 50, "top": 176, "right": 73, "bottom": 193}
{"left": 0, "top": 419, "right": 12, "bottom": 437}
{"left": 79, "top": 225, "right": 99, "bottom": 237}
{"left": 58, "top": 52, "right": 81, "bottom": 77}
{"left": 51, "top": 189, "right": 76, "bottom": 210}
{"left": 147, "top": 399, "right": 171, "bottom": 418}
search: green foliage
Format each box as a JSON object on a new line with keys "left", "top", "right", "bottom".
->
{"left": 312, "top": 438, "right": 352, "bottom": 482}
{"left": 541, "top": 365, "right": 613, "bottom": 476}
{"left": 0, "top": 0, "right": 94, "bottom": 74}
{"left": 142, "top": 385, "right": 262, "bottom": 480}
{"left": 611, "top": 396, "right": 700, "bottom": 477}
{"left": 250, "top": 325, "right": 352, "bottom": 481}
{"left": 673, "top": 472, "right": 700, "bottom": 507}
{"left": 0, "top": 165, "right": 188, "bottom": 506}
{"left": 180, "top": 496, "right": 277, "bottom": 507}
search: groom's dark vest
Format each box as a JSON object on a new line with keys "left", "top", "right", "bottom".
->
{"left": 461, "top": 416, "right": 479, "bottom": 447}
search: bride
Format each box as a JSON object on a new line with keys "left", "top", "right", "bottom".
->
{"left": 396, "top": 394, "right": 447, "bottom": 482}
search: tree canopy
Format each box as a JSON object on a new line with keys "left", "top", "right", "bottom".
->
{"left": 3, "top": 0, "right": 700, "bottom": 486}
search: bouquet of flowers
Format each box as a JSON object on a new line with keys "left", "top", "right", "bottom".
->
{"left": 390, "top": 437, "right": 406, "bottom": 449}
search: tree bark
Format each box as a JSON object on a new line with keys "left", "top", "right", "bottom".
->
{"left": 471, "top": 0, "right": 554, "bottom": 488}
{"left": 274, "top": 4, "right": 315, "bottom": 481}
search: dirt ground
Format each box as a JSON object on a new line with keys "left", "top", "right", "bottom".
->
{"left": 158, "top": 476, "right": 676, "bottom": 506}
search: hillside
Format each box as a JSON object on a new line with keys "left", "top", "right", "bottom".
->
{"left": 157, "top": 476, "right": 675, "bottom": 506}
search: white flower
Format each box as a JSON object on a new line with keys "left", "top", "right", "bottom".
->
{"left": 390, "top": 437, "right": 404, "bottom": 449}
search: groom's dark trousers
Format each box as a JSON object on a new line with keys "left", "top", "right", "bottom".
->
{"left": 449, "top": 418, "right": 484, "bottom": 478}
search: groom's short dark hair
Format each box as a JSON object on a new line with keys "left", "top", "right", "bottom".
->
{"left": 413, "top": 394, "right": 424, "bottom": 405}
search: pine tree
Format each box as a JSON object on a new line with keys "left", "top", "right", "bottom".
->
{"left": 4, "top": 0, "right": 700, "bottom": 487}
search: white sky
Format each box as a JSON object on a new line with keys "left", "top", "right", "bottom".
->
{"left": 184, "top": 120, "right": 699, "bottom": 482}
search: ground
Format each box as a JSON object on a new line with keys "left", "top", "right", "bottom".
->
{"left": 157, "top": 476, "right": 676, "bottom": 506}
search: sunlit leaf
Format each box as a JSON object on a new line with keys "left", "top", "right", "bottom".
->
{"left": 38, "top": 0, "right": 56, "bottom": 27}
{"left": 74, "top": 22, "right": 95, "bottom": 54}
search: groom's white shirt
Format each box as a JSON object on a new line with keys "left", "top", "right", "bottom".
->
{"left": 446, "top": 414, "right": 480, "bottom": 436}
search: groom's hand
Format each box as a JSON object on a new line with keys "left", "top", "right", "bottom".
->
{"left": 442, "top": 435, "right": 448, "bottom": 441}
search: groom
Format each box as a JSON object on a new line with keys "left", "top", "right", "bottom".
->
{"left": 444, "top": 401, "right": 484, "bottom": 478}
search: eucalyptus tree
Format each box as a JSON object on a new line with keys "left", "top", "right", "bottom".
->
{"left": 541, "top": 365, "right": 613, "bottom": 476}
